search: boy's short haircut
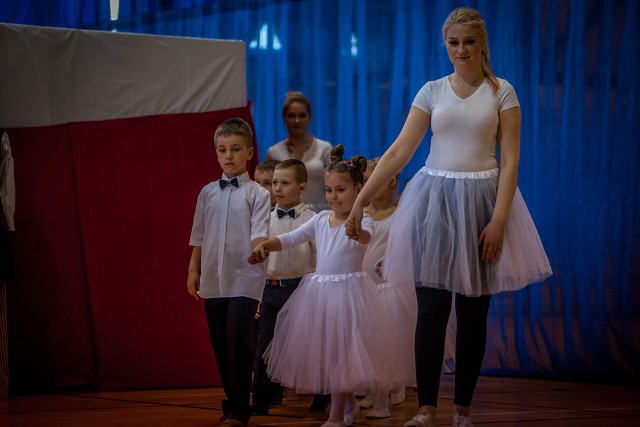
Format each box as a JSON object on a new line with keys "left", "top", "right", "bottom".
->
{"left": 214, "top": 117, "right": 253, "bottom": 148}
{"left": 275, "top": 159, "right": 308, "bottom": 184}
{"left": 256, "top": 159, "right": 281, "bottom": 174}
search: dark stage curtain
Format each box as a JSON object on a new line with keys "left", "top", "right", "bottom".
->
{"left": 5, "top": 108, "right": 259, "bottom": 391}
{"left": 1, "top": 0, "right": 638, "bottom": 386}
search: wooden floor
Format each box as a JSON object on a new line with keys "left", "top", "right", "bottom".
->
{"left": 1, "top": 375, "right": 639, "bottom": 426}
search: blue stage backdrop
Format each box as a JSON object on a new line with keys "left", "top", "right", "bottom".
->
{"left": 2, "top": 0, "right": 638, "bottom": 383}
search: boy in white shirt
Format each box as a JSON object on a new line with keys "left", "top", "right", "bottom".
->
{"left": 187, "top": 118, "right": 271, "bottom": 427}
{"left": 254, "top": 159, "right": 281, "bottom": 209}
{"left": 251, "top": 159, "right": 317, "bottom": 415}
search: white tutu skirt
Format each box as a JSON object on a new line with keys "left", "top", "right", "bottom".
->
{"left": 266, "top": 272, "right": 413, "bottom": 394}
{"left": 376, "top": 281, "right": 417, "bottom": 387}
{"left": 384, "top": 167, "right": 552, "bottom": 296}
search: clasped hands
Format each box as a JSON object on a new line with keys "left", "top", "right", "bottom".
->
{"left": 345, "top": 205, "right": 363, "bottom": 241}
{"left": 247, "top": 244, "right": 269, "bottom": 265}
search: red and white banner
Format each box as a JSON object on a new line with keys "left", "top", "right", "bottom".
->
{"left": 1, "top": 23, "right": 257, "bottom": 391}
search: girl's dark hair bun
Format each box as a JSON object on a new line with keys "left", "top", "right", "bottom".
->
{"left": 325, "top": 144, "right": 366, "bottom": 185}
{"left": 329, "top": 144, "right": 345, "bottom": 163}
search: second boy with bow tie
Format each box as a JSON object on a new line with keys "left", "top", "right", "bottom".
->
{"left": 251, "top": 158, "right": 318, "bottom": 415}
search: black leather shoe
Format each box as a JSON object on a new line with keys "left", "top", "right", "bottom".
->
{"left": 308, "top": 394, "right": 331, "bottom": 413}
{"left": 269, "top": 390, "right": 283, "bottom": 407}
{"left": 251, "top": 402, "right": 269, "bottom": 416}
{"left": 220, "top": 399, "right": 230, "bottom": 421}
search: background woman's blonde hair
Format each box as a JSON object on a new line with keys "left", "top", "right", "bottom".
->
{"left": 282, "top": 91, "right": 312, "bottom": 117}
{"left": 442, "top": 7, "right": 499, "bottom": 93}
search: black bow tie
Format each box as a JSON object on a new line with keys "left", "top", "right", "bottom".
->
{"left": 219, "top": 177, "right": 239, "bottom": 189}
{"left": 276, "top": 208, "right": 296, "bottom": 219}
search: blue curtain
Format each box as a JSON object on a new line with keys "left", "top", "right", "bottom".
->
{"left": 2, "top": 0, "right": 638, "bottom": 382}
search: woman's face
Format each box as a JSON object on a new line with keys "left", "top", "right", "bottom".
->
{"left": 283, "top": 101, "right": 311, "bottom": 137}
{"left": 445, "top": 23, "right": 483, "bottom": 71}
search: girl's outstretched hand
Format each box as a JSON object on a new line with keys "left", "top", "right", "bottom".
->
{"left": 346, "top": 201, "right": 364, "bottom": 240}
{"left": 248, "top": 245, "right": 269, "bottom": 264}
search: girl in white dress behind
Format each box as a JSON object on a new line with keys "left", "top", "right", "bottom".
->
{"left": 358, "top": 159, "right": 456, "bottom": 419}
{"left": 358, "top": 158, "right": 414, "bottom": 419}
{"left": 248, "top": 145, "right": 411, "bottom": 427}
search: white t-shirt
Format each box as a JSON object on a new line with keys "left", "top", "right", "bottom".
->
{"left": 265, "top": 138, "right": 332, "bottom": 211}
{"left": 412, "top": 76, "right": 520, "bottom": 172}
{"left": 362, "top": 214, "right": 393, "bottom": 285}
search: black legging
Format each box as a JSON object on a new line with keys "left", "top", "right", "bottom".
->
{"left": 415, "top": 287, "right": 491, "bottom": 408}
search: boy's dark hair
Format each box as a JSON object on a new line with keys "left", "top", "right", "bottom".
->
{"left": 214, "top": 117, "right": 253, "bottom": 148}
{"left": 275, "top": 159, "right": 308, "bottom": 184}
{"left": 325, "top": 144, "right": 367, "bottom": 185}
{"left": 256, "top": 159, "right": 281, "bottom": 174}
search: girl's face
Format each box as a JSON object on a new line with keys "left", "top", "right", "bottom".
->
{"left": 324, "top": 171, "right": 361, "bottom": 218}
{"left": 283, "top": 102, "right": 311, "bottom": 138}
{"left": 445, "top": 23, "right": 483, "bottom": 71}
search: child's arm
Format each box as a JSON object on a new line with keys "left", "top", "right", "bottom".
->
{"left": 251, "top": 237, "right": 267, "bottom": 248}
{"left": 356, "top": 229, "right": 371, "bottom": 245}
{"left": 248, "top": 237, "right": 283, "bottom": 264}
{"left": 187, "top": 246, "right": 202, "bottom": 301}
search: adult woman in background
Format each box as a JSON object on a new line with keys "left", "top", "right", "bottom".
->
{"left": 346, "top": 7, "right": 551, "bottom": 427}
{"left": 265, "top": 91, "right": 332, "bottom": 213}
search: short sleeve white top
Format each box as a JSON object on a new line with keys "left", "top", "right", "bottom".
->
{"left": 362, "top": 214, "right": 394, "bottom": 285}
{"left": 412, "top": 76, "right": 520, "bottom": 172}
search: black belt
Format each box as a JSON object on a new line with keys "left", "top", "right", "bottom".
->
{"left": 266, "top": 277, "right": 303, "bottom": 287}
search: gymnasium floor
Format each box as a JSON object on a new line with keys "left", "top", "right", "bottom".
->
{"left": 2, "top": 375, "right": 639, "bottom": 426}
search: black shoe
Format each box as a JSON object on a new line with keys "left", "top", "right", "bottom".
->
{"left": 251, "top": 402, "right": 269, "bottom": 416}
{"left": 308, "top": 394, "right": 331, "bottom": 413}
{"left": 221, "top": 415, "right": 246, "bottom": 426}
{"left": 220, "top": 399, "right": 231, "bottom": 422}
{"left": 269, "top": 390, "right": 283, "bottom": 407}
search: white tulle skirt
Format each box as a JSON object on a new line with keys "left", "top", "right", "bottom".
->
{"left": 384, "top": 167, "right": 552, "bottom": 296}
{"left": 376, "top": 280, "right": 417, "bottom": 387}
{"left": 266, "top": 272, "right": 413, "bottom": 394}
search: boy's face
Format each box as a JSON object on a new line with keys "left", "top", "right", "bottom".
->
{"left": 272, "top": 167, "right": 306, "bottom": 209}
{"left": 216, "top": 135, "right": 253, "bottom": 178}
{"left": 254, "top": 170, "right": 276, "bottom": 207}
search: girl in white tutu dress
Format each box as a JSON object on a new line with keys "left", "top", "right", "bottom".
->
{"left": 249, "top": 145, "right": 412, "bottom": 427}
{"left": 346, "top": 8, "right": 552, "bottom": 427}
{"left": 356, "top": 159, "right": 413, "bottom": 419}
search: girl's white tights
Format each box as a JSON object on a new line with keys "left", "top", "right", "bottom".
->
{"left": 326, "top": 392, "right": 356, "bottom": 424}
{"left": 369, "top": 387, "right": 390, "bottom": 416}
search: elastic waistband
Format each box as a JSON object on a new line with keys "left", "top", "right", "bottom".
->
{"left": 266, "top": 277, "right": 303, "bottom": 287}
{"left": 421, "top": 167, "right": 499, "bottom": 179}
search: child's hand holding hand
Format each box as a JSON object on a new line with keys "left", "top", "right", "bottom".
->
{"left": 346, "top": 201, "right": 363, "bottom": 240}
{"left": 345, "top": 217, "right": 359, "bottom": 240}
{"left": 248, "top": 244, "right": 269, "bottom": 264}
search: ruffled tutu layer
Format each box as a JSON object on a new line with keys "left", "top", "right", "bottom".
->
{"left": 376, "top": 281, "right": 417, "bottom": 387}
{"left": 266, "top": 272, "right": 413, "bottom": 394}
{"left": 384, "top": 167, "right": 552, "bottom": 296}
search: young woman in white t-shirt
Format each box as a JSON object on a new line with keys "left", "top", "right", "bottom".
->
{"left": 346, "top": 7, "right": 552, "bottom": 427}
